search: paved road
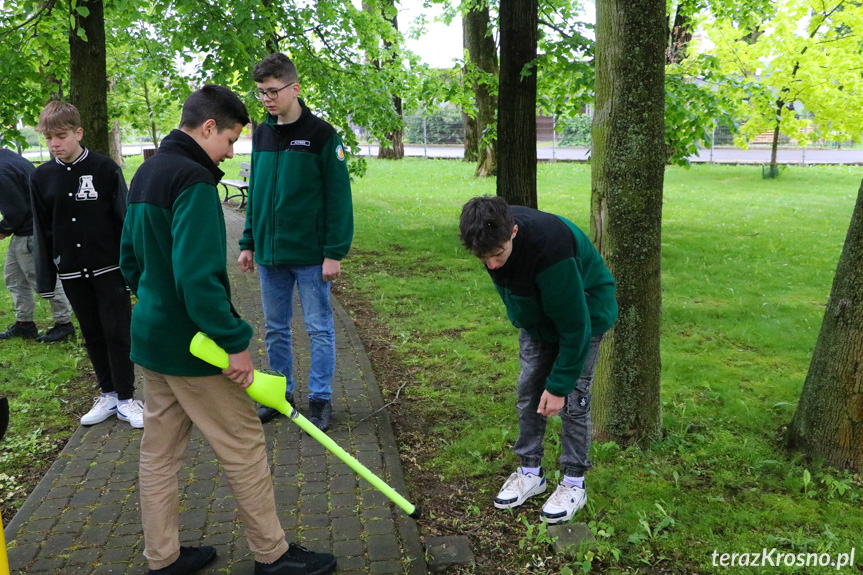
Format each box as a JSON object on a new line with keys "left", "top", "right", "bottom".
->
{"left": 21, "top": 141, "right": 863, "bottom": 165}
{"left": 355, "top": 144, "right": 863, "bottom": 164}
{"left": 3, "top": 206, "right": 426, "bottom": 575}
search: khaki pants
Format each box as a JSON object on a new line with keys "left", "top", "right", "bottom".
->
{"left": 139, "top": 368, "right": 289, "bottom": 569}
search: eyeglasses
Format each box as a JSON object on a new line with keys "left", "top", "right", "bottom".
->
{"left": 254, "top": 83, "right": 296, "bottom": 101}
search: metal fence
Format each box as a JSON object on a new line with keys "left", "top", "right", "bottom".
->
{"left": 355, "top": 114, "right": 859, "bottom": 154}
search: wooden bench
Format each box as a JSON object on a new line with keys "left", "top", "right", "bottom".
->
{"left": 219, "top": 162, "right": 250, "bottom": 208}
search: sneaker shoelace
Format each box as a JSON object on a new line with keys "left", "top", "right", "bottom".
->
{"left": 119, "top": 400, "right": 143, "bottom": 415}
{"left": 547, "top": 483, "right": 581, "bottom": 507}
{"left": 92, "top": 396, "right": 114, "bottom": 409}
{"left": 288, "top": 543, "right": 315, "bottom": 559}
{"left": 501, "top": 471, "right": 538, "bottom": 495}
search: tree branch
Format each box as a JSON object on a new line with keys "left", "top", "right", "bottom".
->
{"left": 0, "top": 0, "right": 57, "bottom": 38}
{"left": 538, "top": 17, "right": 572, "bottom": 39}
{"left": 349, "top": 380, "right": 408, "bottom": 430}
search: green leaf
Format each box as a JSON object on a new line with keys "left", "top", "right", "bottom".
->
{"left": 75, "top": 6, "right": 90, "bottom": 17}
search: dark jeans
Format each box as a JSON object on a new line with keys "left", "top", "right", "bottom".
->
{"left": 62, "top": 271, "right": 135, "bottom": 400}
{"left": 513, "top": 331, "right": 604, "bottom": 477}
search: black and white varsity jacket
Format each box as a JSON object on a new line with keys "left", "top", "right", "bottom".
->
{"left": 30, "top": 148, "right": 128, "bottom": 297}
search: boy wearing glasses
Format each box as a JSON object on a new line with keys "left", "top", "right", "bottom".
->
{"left": 238, "top": 53, "right": 353, "bottom": 431}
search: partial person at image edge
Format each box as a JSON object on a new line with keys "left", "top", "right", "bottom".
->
{"left": 0, "top": 147, "right": 75, "bottom": 343}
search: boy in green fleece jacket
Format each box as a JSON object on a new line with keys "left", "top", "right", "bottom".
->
{"left": 120, "top": 85, "right": 336, "bottom": 575}
{"left": 459, "top": 195, "right": 618, "bottom": 524}
{"left": 238, "top": 53, "right": 353, "bottom": 431}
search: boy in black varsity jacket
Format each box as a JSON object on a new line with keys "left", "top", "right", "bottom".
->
{"left": 459, "top": 195, "right": 618, "bottom": 524}
{"left": 121, "top": 84, "right": 336, "bottom": 575}
{"left": 238, "top": 53, "right": 353, "bottom": 431}
{"left": 31, "top": 101, "right": 141, "bottom": 428}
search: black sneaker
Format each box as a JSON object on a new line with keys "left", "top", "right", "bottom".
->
{"left": 0, "top": 321, "right": 38, "bottom": 340}
{"left": 254, "top": 542, "right": 336, "bottom": 575}
{"left": 308, "top": 399, "right": 332, "bottom": 431}
{"left": 36, "top": 322, "right": 75, "bottom": 343}
{"left": 258, "top": 393, "right": 294, "bottom": 423}
{"left": 147, "top": 546, "right": 217, "bottom": 575}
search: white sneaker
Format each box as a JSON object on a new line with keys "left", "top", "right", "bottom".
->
{"left": 117, "top": 399, "right": 144, "bottom": 429}
{"left": 80, "top": 394, "right": 118, "bottom": 425}
{"left": 540, "top": 482, "right": 587, "bottom": 524}
{"left": 494, "top": 468, "right": 547, "bottom": 509}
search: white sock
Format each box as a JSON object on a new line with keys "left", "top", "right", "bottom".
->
{"left": 520, "top": 466, "right": 541, "bottom": 476}
{"left": 563, "top": 476, "right": 584, "bottom": 489}
{"left": 104, "top": 392, "right": 118, "bottom": 399}
{"left": 118, "top": 398, "right": 132, "bottom": 405}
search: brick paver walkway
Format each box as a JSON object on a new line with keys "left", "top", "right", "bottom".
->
{"left": 3, "top": 206, "right": 426, "bottom": 575}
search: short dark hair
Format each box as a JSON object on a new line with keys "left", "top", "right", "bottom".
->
{"left": 253, "top": 53, "right": 299, "bottom": 84}
{"left": 179, "top": 85, "right": 250, "bottom": 131}
{"left": 459, "top": 195, "right": 516, "bottom": 255}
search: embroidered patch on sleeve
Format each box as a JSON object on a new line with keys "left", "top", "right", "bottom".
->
{"left": 336, "top": 145, "right": 345, "bottom": 161}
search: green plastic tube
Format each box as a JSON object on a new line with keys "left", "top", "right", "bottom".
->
{"left": 189, "top": 332, "right": 419, "bottom": 519}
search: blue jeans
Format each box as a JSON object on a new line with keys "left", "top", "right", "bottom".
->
{"left": 513, "top": 331, "right": 605, "bottom": 477}
{"left": 258, "top": 264, "right": 335, "bottom": 402}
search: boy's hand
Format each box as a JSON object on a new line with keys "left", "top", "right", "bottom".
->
{"left": 238, "top": 250, "right": 255, "bottom": 272}
{"left": 537, "top": 390, "right": 565, "bottom": 417}
{"left": 322, "top": 258, "right": 341, "bottom": 282}
{"left": 224, "top": 350, "right": 254, "bottom": 388}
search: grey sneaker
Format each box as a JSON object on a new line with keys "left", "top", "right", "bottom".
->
{"left": 308, "top": 399, "right": 332, "bottom": 431}
{"left": 0, "top": 321, "right": 38, "bottom": 340}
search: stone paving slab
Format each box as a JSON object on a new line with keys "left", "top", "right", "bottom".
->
{"left": 4, "top": 206, "right": 427, "bottom": 575}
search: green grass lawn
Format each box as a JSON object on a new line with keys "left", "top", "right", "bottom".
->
{"left": 2, "top": 154, "right": 860, "bottom": 572}
{"left": 335, "top": 159, "right": 862, "bottom": 573}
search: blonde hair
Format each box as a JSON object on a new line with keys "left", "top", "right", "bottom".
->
{"left": 36, "top": 101, "right": 81, "bottom": 133}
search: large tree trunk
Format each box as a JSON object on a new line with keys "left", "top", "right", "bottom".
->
{"left": 69, "top": 0, "right": 109, "bottom": 156}
{"left": 463, "top": 1, "right": 498, "bottom": 176}
{"left": 496, "top": 0, "right": 537, "bottom": 207}
{"left": 590, "top": 0, "right": 665, "bottom": 446}
{"left": 788, "top": 183, "right": 863, "bottom": 471}
{"left": 377, "top": 0, "right": 404, "bottom": 160}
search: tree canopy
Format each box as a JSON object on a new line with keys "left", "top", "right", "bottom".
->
{"left": 708, "top": 0, "right": 863, "bottom": 152}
